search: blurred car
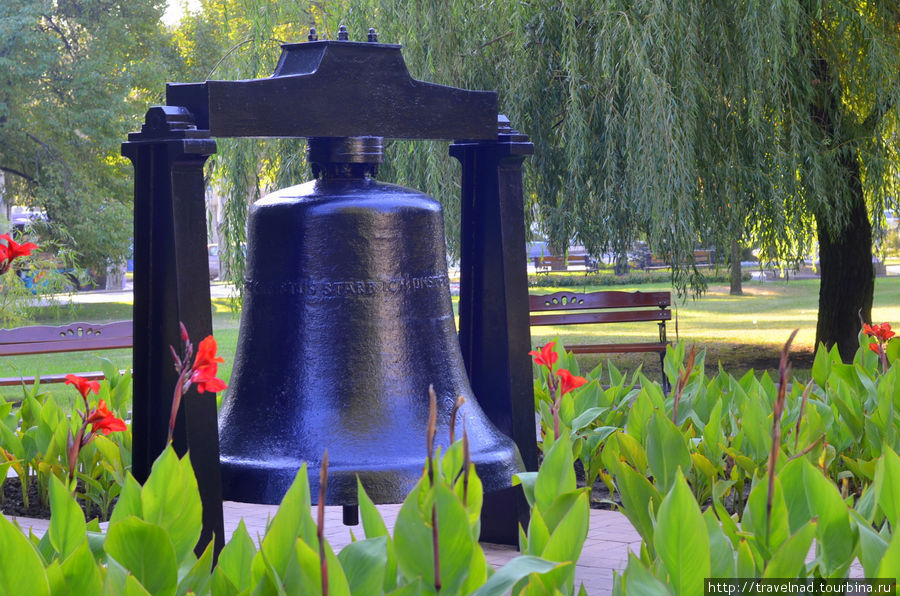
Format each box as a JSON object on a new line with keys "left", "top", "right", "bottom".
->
{"left": 208, "top": 244, "right": 220, "bottom": 280}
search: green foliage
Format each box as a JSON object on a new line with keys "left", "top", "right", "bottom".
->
{"left": 527, "top": 334, "right": 900, "bottom": 586}
{"left": 0, "top": 436, "right": 586, "bottom": 595}
{"left": 0, "top": 371, "right": 131, "bottom": 519}
{"left": 0, "top": 0, "right": 177, "bottom": 270}
{"left": 527, "top": 270, "right": 751, "bottom": 288}
{"left": 0, "top": 238, "right": 82, "bottom": 328}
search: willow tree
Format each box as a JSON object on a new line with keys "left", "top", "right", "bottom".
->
{"left": 182, "top": 0, "right": 898, "bottom": 359}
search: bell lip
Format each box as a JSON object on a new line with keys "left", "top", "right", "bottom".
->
{"left": 219, "top": 444, "right": 524, "bottom": 506}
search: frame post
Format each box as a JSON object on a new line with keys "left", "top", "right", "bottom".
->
{"left": 122, "top": 106, "right": 224, "bottom": 557}
{"left": 450, "top": 115, "right": 536, "bottom": 545}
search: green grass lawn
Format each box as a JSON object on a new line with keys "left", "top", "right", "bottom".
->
{"left": 3, "top": 275, "right": 900, "bottom": 401}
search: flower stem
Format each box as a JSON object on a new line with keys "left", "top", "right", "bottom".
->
{"left": 426, "top": 386, "right": 441, "bottom": 593}
{"left": 767, "top": 329, "right": 797, "bottom": 547}
{"left": 318, "top": 450, "right": 329, "bottom": 596}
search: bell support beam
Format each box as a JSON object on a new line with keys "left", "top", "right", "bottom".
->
{"left": 450, "top": 116, "right": 537, "bottom": 545}
{"left": 166, "top": 40, "right": 497, "bottom": 140}
{"left": 121, "top": 106, "right": 224, "bottom": 558}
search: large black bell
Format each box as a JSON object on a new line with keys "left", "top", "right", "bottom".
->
{"left": 218, "top": 136, "right": 523, "bottom": 505}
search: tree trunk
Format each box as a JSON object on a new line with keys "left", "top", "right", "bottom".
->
{"left": 815, "top": 154, "right": 873, "bottom": 362}
{"left": 729, "top": 237, "right": 742, "bottom": 296}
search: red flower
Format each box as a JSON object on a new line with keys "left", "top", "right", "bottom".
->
{"left": 190, "top": 364, "right": 228, "bottom": 394}
{"left": 85, "top": 399, "right": 127, "bottom": 435}
{"left": 870, "top": 342, "right": 882, "bottom": 355}
{"left": 0, "top": 234, "right": 37, "bottom": 275}
{"left": 65, "top": 374, "right": 101, "bottom": 399}
{"left": 528, "top": 341, "right": 559, "bottom": 371}
{"left": 193, "top": 336, "right": 225, "bottom": 370}
{"left": 190, "top": 336, "right": 227, "bottom": 394}
{"left": 558, "top": 368, "right": 587, "bottom": 395}
{"left": 863, "top": 322, "right": 895, "bottom": 342}
{"left": 1, "top": 234, "right": 37, "bottom": 260}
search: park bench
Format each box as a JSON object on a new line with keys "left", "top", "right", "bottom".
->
{"left": 529, "top": 290, "right": 672, "bottom": 391}
{"left": 642, "top": 249, "right": 715, "bottom": 270}
{"left": 0, "top": 321, "right": 132, "bottom": 387}
{"left": 533, "top": 254, "right": 599, "bottom": 273}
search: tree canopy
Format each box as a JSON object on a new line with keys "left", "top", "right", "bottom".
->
{"left": 163, "top": 0, "right": 899, "bottom": 358}
{"left": 0, "top": 0, "right": 176, "bottom": 271}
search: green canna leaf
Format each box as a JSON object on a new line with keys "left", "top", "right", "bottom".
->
{"left": 876, "top": 530, "right": 900, "bottom": 580}
{"left": 512, "top": 472, "right": 538, "bottom": 508}
{"left": 284, "top": 537, "right": 351, "bottom": 596}
{"left": 625, "top": 391, "right": 654, "bottom": 445}
{"left": 109, "top": 474, "right": 143, "bottom": 524}
{"left": 525, "top": 508, "right": 551, "bottom": 556}
{"left": 385, "top": 577, "right": 425, "bottom": 595}
{"left": 701, "top": 400, "right": 724, "bottom": 464}
{"left": 123, "top": 574, "right": 153, "bottom": 596}
{"left": 736, "top": 539, "right": 757, "bottom": 577}
{"left": 741, "top": 477, "right": 790, "bottom": 558}
{"left": 253, "top": 462, "right": 318, "bottom": 587}
{"left": 762, "top": 521, "right": 817, "bottom": 578}
{"left": 469, "top": 556, "right": 563, "bottom": 596}
{"left": 48, "top": 474, "right": 87, "bottom": 561}
{"left": 874, "top": 445, "right": 900, "bottom": 529}
{"left": 105, "top": 517, "right": 177, "bottom": 596}
{"left": 0, "top": 515, "right": 51, "bottom": 596}
{"left": 703, "top": 509, "right": 735, "bottom": 578}
{"left": 358, "top": 477, "right": 398, "bottom": 591}
{"left": 778, "top": 457, "right": 814, "bottom": 534}
{"left": 616, "top": 431, "right": 649, "bottom": 473}
{"left": 811, "top": 344, "right": 831, "bottom": 389}
{"left": 851, "top": 510, "right": 890, "bottom": 578}
{"left": 393, "top": 479, "right": 434, "bottom": 586}
{"left": 176, "top": 538, "right": 214, "bottom": 596}
{"left": 620, "top": 553, "right": 672, "bottom": 595}
{"left": 216, "top": 519, "right": 257, "bottom": 592}
{"left": 541, "top": 491, "right": 590, "bottom": 569}
{"left": 534, "top": 438, "right": 576, "bottom": 512}
{"left": 614, "top": 460, "right": 662, "bottom": 550}
{"left": 337, "top": 536, "right": 389, "bottom": 595}
{"left": 569, "top": 407, "right": 607, "bottom": 433}
{"left": 140, "top": 447, "right": 202, "bottom": 565}
{"left": 461, "top": 542, "right": 490, "bottom": 594}
{"left": 801, "top": 459, "right": 854, "bottom": 576}
{"left": 45, "top": 561, "right": 66, "bottom": 595}
{"left": 653, "top": 471, "right": 709, "bottom": 595}
{"left": 646, "top": 412, "right": 692, "bottom": 493}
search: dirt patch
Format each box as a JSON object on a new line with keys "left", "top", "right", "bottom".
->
{"left": 1, "top": 477, "right": 113, "bottom": 521}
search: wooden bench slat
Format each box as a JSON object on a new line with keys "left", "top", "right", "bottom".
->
{"left": 529, "top": 290, "right": 670, "bottom": 311}
{"left": 531, "top": 310, "right": 670, "bottom": 326}
{"left": 0, "top": 321, "right": 132, "bottom": 343}
{"left": 0, "top": 336, "right": 134, "bottom": 357}
{"left": 0, "top": 371, "right": 108, "bottom": 388}
{"left": 565, "top": 342, "right": 668, "bottom": 354}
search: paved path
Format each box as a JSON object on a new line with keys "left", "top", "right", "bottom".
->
{"left": 6, "top": 502, "right": 641, "bottom": 594}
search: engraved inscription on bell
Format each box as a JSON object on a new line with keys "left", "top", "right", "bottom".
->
{"left": 243, "top": 274, "right": 450, "bottom": 298}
